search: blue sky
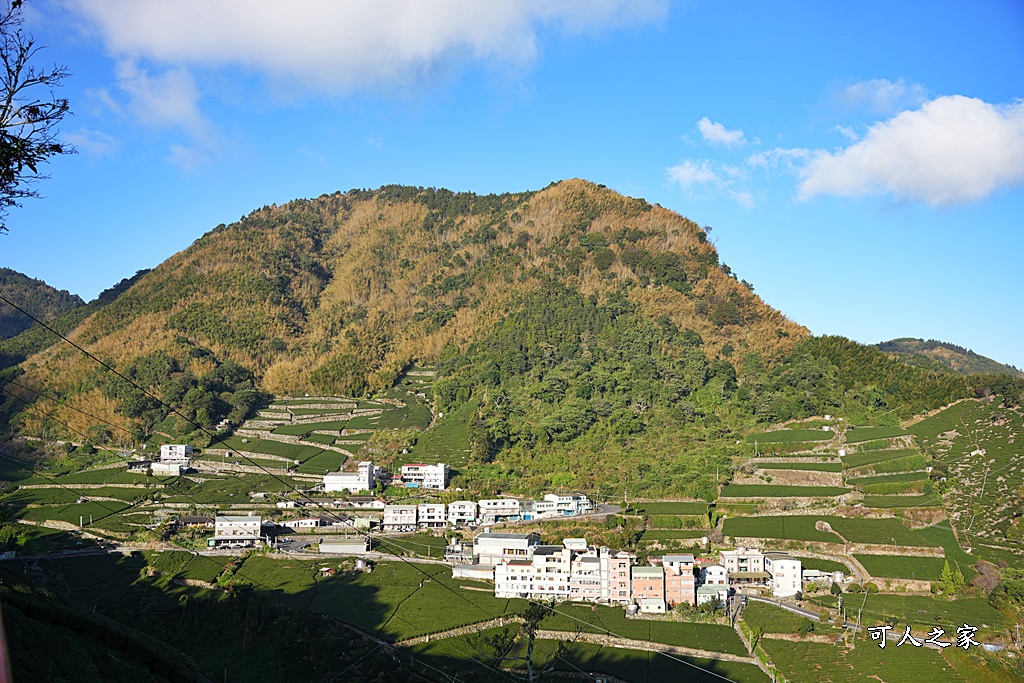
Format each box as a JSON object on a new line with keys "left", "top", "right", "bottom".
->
{"left": 4, "top": 0, "right": 1024, "bottom": 368}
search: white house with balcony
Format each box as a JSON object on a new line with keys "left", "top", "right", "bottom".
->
{"left": 211, "top": 515, "right": 263, "bottom": 548}
{"left": 159, "top": 444, "right": 193, "bottom": 464}
{"left": 324, "top": 461, "right": 376, "bottom": 493}
{"left": 447, "top": 501, "right": 478, "bottom": 526}
{"left": 400, "top": 463, "right": 449, "bottom": 490}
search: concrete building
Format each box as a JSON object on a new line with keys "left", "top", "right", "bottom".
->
{"left": 631, "top": 565, "right": 665, "bottom": 612}
{"left": 400, "top": 463, "right": 449, "bottom": 490}
{"left": 599, "top": 548, "right": 635, "bottom": 604}
{"left": 447, "top": 501, "right": 478, "bottom": 526}
{"left": 543, "top": 493, "right": 594, "bottom": 515}
{"left": 494, "top": 545, "right": 573, "bottom": 600}
{"left": 663, "top": 553, "right": 697, "bottom": 607}
{"left": 324, "top": 461, "right": 376, "bottom": 493}
{"left": 159, "top": 444, "right": 193, "bottom": 463}
{"left": 701, "top": 564, "right": 728, "bottom": 586}
{"left": 720, "top": 547, "right": 770, "bottom": 589}
{"left": 211, "top": 515, "right": 262, "bottom": 548}
{"left": 764, "top": 552, "right": 802, "bottom": 598}
{"left": 478, "top": 498, "right": 522, "bottom": 522}
{"left": 472, "top": 532, "right": 540, "bottom": 566}
{"left": 417, "top": 503, "right": 447, "bottom": 529}
{"left": 569, "top": 554, "right": 603, "bottom": 602}
{"left": 696, "top": 584, "right": 729, "bottom": 606}
{"left": 319, "top": 537, "right": 370, "bottom": 554}
{"left": 382, "top": 505, "right": 418, "bottom": 532}
{"left": 151, "top": 462, "right": 183, "bottom": 476}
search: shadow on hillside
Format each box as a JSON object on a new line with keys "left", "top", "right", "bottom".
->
{"left": 1, "top": 551, "right": 767, "bottom": 683}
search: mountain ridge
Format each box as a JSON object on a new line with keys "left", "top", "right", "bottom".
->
{"left": 878, "top": 337, "right": 1022, "bottom": 377}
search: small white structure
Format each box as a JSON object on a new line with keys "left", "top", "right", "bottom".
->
{"left": 472, "top": 532, "right": 540, "bottom": 566}
{"left": 400, "top": 462, "right": 449, "bottom": 490}
{"left": 447, "top": 500, "right": 478, "bottom": 526}
{"left": 159, "top": 444, "right": 193, "bottom": 464}
{"left": 150, "top": 462, "right": 183, "bottom": 476}
{"left": 478, "top": 498, "right": 522, "bottom": 521}
{"left": 638, "top": 598, "right": 667, "bottom": 614}
{"left": 382, "top": 505, "right": 418, "bottom": 532}
{"left": 453, "top": 564, "right": 495, "bottom": 581}
{"left": 324, "top": 461, "right": 376, "bottom": 493}
{"left": 696, "top": 584, "right": 729, "bottom": 606}
{"left": 542, "top": 493, "right": 594, "bottom": 515}
{"left": 319, "top": 537, "right": 370, "bottom": 554}
{"left": 211, "top": 515, "right": 262, "bottom": 548}
{"left": 701, "top": 564, "right": 728, "bottom": 586}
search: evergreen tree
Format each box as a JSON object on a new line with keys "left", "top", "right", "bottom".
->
{"left": 939, "top": 560, "right": 956, "bottom": 596}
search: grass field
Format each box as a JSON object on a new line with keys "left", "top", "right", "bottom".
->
{"left": 746, "top": 430, "right": 833, "bottom": 444}
{"left": 719, "top": 485, "right": 850, "bottom": 497}
{"left": 407, "top": 630, "right": 769, "bottom": 683}
{"left": 627, "top": 502, "right": 710, "bottom": 515}
{"left": 810, "top": 593, "right": 1006, "bottom": 636}
{"left": 854, "top": 554, "right": 946, "bottom": 581}
{"left": 722, "top": 516, "right": 842, "bottom": 543}
{"left": 217, "top": 436, "right": 326, "bottom": 462}
{"left": 844, "top": 426, "right": 911, "bottom": 443}
{"left": 541, "top": 603, "right": 748, "bottom": 656}
{"left": 271, "top": 421, "right": 348, "bottom": 436}
{"left": 754, "top": 461, "right": 843, "bottom": 472}
{"left": 742, "top": 601, "right": 815, "bottom": 634}
{"left": 862, "top": 494, "right": 943, "bottom": 508}
{"left": 761, "top": 637, "right": 966, "bottom": 683}
{"left": 841, "top": 448, "right": 920, "bottom": 468}
{"left": 374, "top": 534, "right": 450, "bottom": 559}
{"left": 846, "top": 471, "right": 928, "bottom": 487}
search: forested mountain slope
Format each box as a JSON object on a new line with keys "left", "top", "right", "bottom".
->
{"left": 1, "top": 180, "right": 1020, "bottom": 496}
{"left": 0, "top": 267, "right": 84, "bottom": 339}
{"left": 878, "top": 337, "right": 1023, "bottom": 377}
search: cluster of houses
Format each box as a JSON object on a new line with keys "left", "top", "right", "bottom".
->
{"left": 178, "top": 513, "right": 371, "bottom": 552}
{"left": 127, "top": 444, "right": 194, "bottom": 476}
{"left": 449, "top": 534, "right": 841, "bottom": 613}
{"left": 323, "top": 461, "right": 450, "bottom": 492}
{"left": 381, "top": 493, "right": 595, "bottom": 531}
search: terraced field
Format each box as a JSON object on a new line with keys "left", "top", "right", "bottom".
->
{"left": 906, "top": 401, "right": 1024, "bottom": 564}
{"left": 719, "top": 485, "right": 850, "bottom": 497}
{"left": 626, "top": 501, "right": 710, "bottom": 515}
{"left": 843, "top": 426, "right": 911, "bottom": 443}
{"left": 755, "top": 461, "right": 843, "bottom": 472}
{"left": 761, "top": 638, "right": 965, "bottom": 683}
{"left": 854, "top": 554, "right": 946, "bottom": 581}
{"left": 746, "top": 429, "right": 834, "bottom": 444}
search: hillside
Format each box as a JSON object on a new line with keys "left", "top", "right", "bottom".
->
{"left": 878, "top": 337, "right": 1023, "bottom": 377}
{"left": 1, "top": 180, "right": 1020, "bottom": 498}
{"left": 0, "top": 267, "right": 84, "bottom": 339}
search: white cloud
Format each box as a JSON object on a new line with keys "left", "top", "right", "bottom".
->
{"left": 696, "top": 117, "right": 746, "bottom": 147}
{"left": 62, "top": 129, "right": 119, "bottom": 156}
{"left": 67, "top": 0, "right": 667, "bottom": 96}
{"left": 834, "top": 78, "right": 928, "bottom": 115}
{"left": 666, "top": 160, "right": 719, "bottom": 188}
{"left": 113, "top": 60, "right": 205, "bottom": 134}
{"left": 799, "top": 96, "right": 1024, "bottom": 205}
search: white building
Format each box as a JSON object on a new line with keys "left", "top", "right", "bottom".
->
{"left": 319, "top": 537, "right": 370, "bottom": 554}
{"left": 472, "top": 532, "right": 540, "bottom": 566}
{"left": 159, "top": 444, "right": 193, "bottom": 464}
{"left": 211, "top": 515, "right": 262, "bottom": 548}
{"left": 543, "top": 493, "right": 594, "bottom": 516}
{"left": 382, "top": 505, "right": 418, "bottom": 532}
{"left": 447, "top": 501, "right": 478, "bottom": 526}
{"left": 764, "top": 553, "right": 802, "bottom": 598}
{"left": 151, "top": 462, "right": 183, "bottom": 476}
{"left": 494, "top": 545, "right": 573, "bottom": 600}
{"left": 701, "top": 564, "right": 728, "bottom": 586}
{"left": 324, "top": 461, "right": 376, "bottom": 493}
{"left": 417, "top": 503, "right": 447, "bottom": 529}
{"left": 478, "top": 498, "right": 522, "bottom": 521}
{"left": 400, "top": 463, "right": 449, "bottom": 490}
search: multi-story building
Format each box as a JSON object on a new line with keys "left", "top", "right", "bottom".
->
{"left": 159, "top": 444, "right": 193, "bottom": 464}
{"left": 400, "top": 463, "right": 449, "bottom": 490}
{"left": 663, "top": 553, "right": 697, "bottom": 607}
{"left": 478, "top": 498, "right": 522, "bottom": 522}
{"left": 211, "top": 515, "right": 262, "bottom": 548}
{"left": 494, "top": 544, "right": 573, "bottom": 600}
{"left": 631, "top": 565, "right": 666, "bottom": 613}
{"left": 417, "top": 503, "right": 447, "bottom": 529}
{"left": 764, "top": 552, "right": 802, "bottom": 597}
{"left": 324, "top": 461, "right": 376, "bottom": 493}
{"left": 473, "top": 532, "right": 540, "bottom": 566}
{"left": 720, "top": 547, "right": 770, "bottom": 589}
{"left": 599, "top": 547, "right": 635, "bottom": 604}
{"left": 542, "top": 493, "right": 594, "bottom": 515}
{"left": 382, "top": 505, "right": 417, "bottom": 532}
{"left": 569, "top": 554, "right": 603, "bottom": 602}
{"left": 701, "top": 563, "right": 728, "bottom": 586}
{"left": 447, "top": 501, "right": 478, "bottom": 526}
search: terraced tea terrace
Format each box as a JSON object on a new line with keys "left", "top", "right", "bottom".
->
{"left": 862, "top": 494, "right": 943, "bottom": 508}
{"left": 746, "top": 429, "right": 834, "bottom": 444}
{"left": 761, "top": 638, "right": 965, "bottom": 683}
{"left": 626, "top": 501, "right": 710, "bottom": 515}
{"left": 755, "top": 461, "right": 843, "bottom": 472}
{"left": 843, "top": 425, "right": 911, "bottom": 443}
{"left": 719, "top": 484, "right": 850, "bottom": 497}
{"left": 854, "top": 554, "right": 946, "bottom": 581}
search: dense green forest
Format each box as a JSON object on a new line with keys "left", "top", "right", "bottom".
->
{"left": 878, "top": 337, "right": 1023, "bottom": 377}
{"left": 0, "top": 267, "right": 84, "bottom": 339}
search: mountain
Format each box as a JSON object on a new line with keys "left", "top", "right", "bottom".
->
{"left": 0, "top": 267, "right": 84, "bottom": 339}
{"left": 1, "top": 180, "right": 1019, "bottom": 497}
{"left": 878, "top": 337, "right": 1023, "bottom": 377}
